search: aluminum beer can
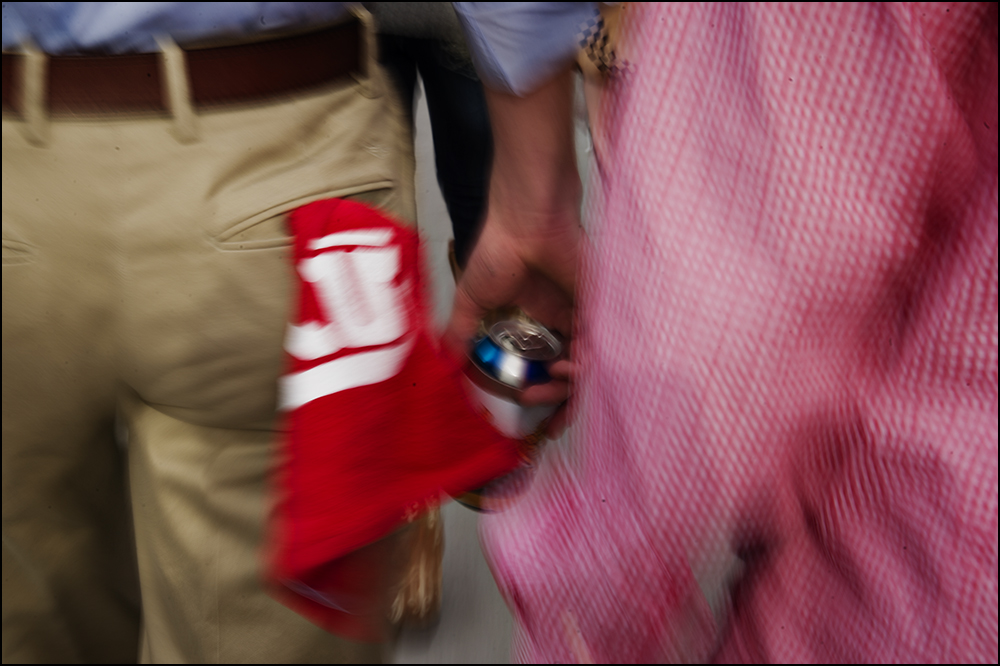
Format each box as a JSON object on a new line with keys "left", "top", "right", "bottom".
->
{"left": 456, "top": 316, "right": 563, "bottom": 512}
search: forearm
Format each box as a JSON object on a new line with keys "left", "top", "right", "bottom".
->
{"left": 485, "top": 67, "right": 580, "bottom": 217}
{"left": 480, "top": 67, "right": 581, "bottom": 295}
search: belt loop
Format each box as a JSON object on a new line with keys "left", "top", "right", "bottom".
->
{"left": 19, "top": 41, "right": 50, "bottom": 147}
{"left": 349, "top": 6, "right": 382, "bottom": 99}
{"left": 156, "top": 35, "right": 199, "bottom": 144}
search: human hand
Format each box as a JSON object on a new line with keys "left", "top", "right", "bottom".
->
{"left": 443, "top": 68, "right": 581, "bottom": 421}
{"left": 445, "top": 199, "right": 580, "bottom": 406}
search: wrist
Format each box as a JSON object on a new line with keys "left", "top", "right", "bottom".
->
{"left": 488, "top": 164, "right": 581, "bottom": 230}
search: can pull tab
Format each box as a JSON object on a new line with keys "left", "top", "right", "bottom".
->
{"left": 488, "top": 320, "right": 563, "bottom": 365}
{"left": 497, "top": 328, "right": 552, "bottom": 355}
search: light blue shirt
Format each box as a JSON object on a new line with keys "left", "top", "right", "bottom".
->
{"left": 1, "top": 2, "right": 597, "bottom": 96}
{"left": 1, "top": 3, "right": 353, "bottom": 54}
{"left": 453, "top": 2, "right": 596, "bottom": 95}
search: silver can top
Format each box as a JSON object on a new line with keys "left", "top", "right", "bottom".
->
{"left": 489, "top": 320, "right": 562, "bottom": 361}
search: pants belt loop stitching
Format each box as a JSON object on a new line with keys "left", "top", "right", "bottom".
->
{"left": 350, "top": 6, "right": 382, "bottom": 100}
{"left": 156, "top": 35, "right": 199, "bottom": 144}
{"left": 19, "top": 40, "right": 50, "bottom": 147}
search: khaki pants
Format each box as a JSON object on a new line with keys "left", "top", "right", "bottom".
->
{"left": 2, "top": 15, "right": 416, "bottom": 662}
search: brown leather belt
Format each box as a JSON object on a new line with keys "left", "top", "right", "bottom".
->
{"left": 1, "top": 19, "right": 361, "bottom": 116}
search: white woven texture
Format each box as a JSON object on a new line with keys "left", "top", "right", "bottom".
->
{"left": 481, "top": 4, "right": 998, "bottom": 662}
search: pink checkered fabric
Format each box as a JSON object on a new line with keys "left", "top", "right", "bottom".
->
{"left": 480, "top": 4, "right": 998, "bottom": 662}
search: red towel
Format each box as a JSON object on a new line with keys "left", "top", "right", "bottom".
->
{"left": 268, "top": 198, "right": 521, "bottom": 640}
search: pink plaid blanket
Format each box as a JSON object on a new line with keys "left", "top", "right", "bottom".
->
{"left": 481, "top": 4, "right": 998, "bottom": 662}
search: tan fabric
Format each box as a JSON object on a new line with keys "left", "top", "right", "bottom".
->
{"left": 2, "top": 11, "right": 417, "bottom": 662}
{"left": 389, "top": 508, "right": 443, "bottom": 627}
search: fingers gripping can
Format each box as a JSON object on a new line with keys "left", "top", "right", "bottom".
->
{"left": 456, "top": 316, "right": 563, "bottom": 512}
